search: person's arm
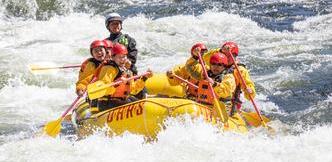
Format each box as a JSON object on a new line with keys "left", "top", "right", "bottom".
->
{"left": 185, "top": 57, "right": 204, "bottom": 80}
{"left": 213, "top": 74, "right": 236, "bottom": 100}
{"left": 76, "top": 61, "right": 95, "bottom": 93}
{"left": 235, "top": 66, "right": 256, "bottom": 99}
{"left": 130, "top": 79, "right": 145, "bottom": 95}
{"left": 130, "top": 70, "right": 153, "bottom": 95}
{"left": 167, "top": 64, "right": 188, "bottom": 86}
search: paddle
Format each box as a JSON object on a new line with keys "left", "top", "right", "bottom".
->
{"left": 240, "top": 111, "right": 271, "bottom": 127}
{"left": 42, "top": 63, "right": 103, "bottom": 137}
{"left": 227, "top": 50, "right": 274, "bottom": 132}
{"left": 87, "top": 72, "right": 151, "bottom": 100}
{"left": 172, "top": 74, "right": 199, "bottom": 89}
{"left": 196, "top": 51, "right": 229, "bottom": 123}
{"left": 173, "top": 73, "right": 270, "bottom": 127}
{"left": 29, "top": 64, "right": 81, "bottom": 73}
{"left": 43, "top": 95, "right": 83, "bottom": 137}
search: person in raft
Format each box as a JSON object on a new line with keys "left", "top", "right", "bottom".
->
{"left": 96, "top": 43, "right": 153, "bottom": 111}
{"left": 104, "top": 12, "right": 138, "bottom": 75}
{"left": 76, "top": 40, "right": 108, "bottom": 97}
{"left": 166, "top": 43, "right": 209, "bottom": 99}
{"left": 186, "top": 50, "right": 236, "bottom": 107}
{"left": 219, "top": 42, "right": 256, "bottom": 115}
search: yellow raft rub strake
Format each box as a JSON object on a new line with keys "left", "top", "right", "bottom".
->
{"left": 73, "top": 98, "right": 248, "bottom": 138}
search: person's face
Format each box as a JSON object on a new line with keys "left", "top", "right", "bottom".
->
{"left": 91, "top": 47, "right": 106, "bottom": 61}
{"left": 210, "top": 63, "right": 226, "bottom": 75}
{"left": 112, "top": 54, "right": 127, "bottom": 67}
{"left": 108, "top": 21, "right": 121, "bottom": 34}
{"left": 104, "top": 48, "right": 112, "bottom": 61}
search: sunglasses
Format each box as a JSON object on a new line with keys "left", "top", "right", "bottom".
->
{"left": 210, "top": 63, "right": 226, "bottom": 66}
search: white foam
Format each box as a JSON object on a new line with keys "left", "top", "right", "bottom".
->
{"left": 0, "top": 117, "right": 331, "bottom": 162}
{"left": 0, "top": 78, "right": 74, "bottom": 124}
{"left": 0, "top": 8, "right": 332, "bottom": 162}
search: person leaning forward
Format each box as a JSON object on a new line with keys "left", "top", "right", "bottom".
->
{"left": 104, "top": 12, "right": 138, "bottom": 75}
{"left": 194, "top": 52, "right": 236, "bottom": 106}
{"left": 166, "top": 43, "right": 208, "bottom": 99}
{"left": 220, "top": 42, "right": 256, "bottom": 114}
{"left": 96, "top": 43, "right": 152, "bottom": 111}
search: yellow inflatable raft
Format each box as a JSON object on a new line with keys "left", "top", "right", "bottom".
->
{"left": 71, "top": 73, "right": 249, "bottom": 138}
{"left": 145, "top": 73, "right": 186, "bottom": 97}
{"left": 72, "top": 97, "right": 248, "bottom": 138}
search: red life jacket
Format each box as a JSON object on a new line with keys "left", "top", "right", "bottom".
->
{"left": 196, "top": 80, "right": 214, "bottom": 105}
{"left": 187, "top": 77, "right": 199, "bottom": 98}
{"left": 104, "top": 61, "right": 132, "bottom": 99}
{"left": 111, "top": 73, "right": 131, "bottom": 99}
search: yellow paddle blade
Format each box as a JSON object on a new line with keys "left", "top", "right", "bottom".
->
{"left": 29, "top": 64, "right": 55, "bottom": 71}
{"left": 241, "top": 111, "right": 276, "bottom": 134}
{"left": 29, "top": 64, "right": 59, "bottom": 75}
{"left": 87, "top": 81, "right": 115, "bottom": 100}
{"left": 240, "top": 111, "right": 262, "bottom": 127}
{"left": 249, "top": 112, "right": 271, "bottom": 122}
{"left": 225, "top": 113, "right": 248, "bottom": 133}
{"left": 213, "top": 98, "right": 229, "bottom": 123}
{"left": 241, "top": 111, "right": 271, "bottom": 127}
{"left": 43, "top": 118, "right": 62, "bottom": 138}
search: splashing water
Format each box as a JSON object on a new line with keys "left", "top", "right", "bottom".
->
{"left": 0, "top": 0, "right": 331, "bottom": 161}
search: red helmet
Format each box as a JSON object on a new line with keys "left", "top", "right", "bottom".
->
{"left": 90, "top": 40, "right": 106, "bottom": 54}
{"left": 221, "top": 42, "right": 239, "bottom": 57}
{"left": 191, "top": 43, "right": 208, "bottom": 56}
{"left": 103, "top": 39, "right": 113, "bottom": 49}
{"left": 112, "top": 43, "right": 128, "bottom": 55}
{"left": 210, "top": 52, "right": 228, "bottom": 66}
{"left": 90, "top": 40, "right": 106, "bottom": 49}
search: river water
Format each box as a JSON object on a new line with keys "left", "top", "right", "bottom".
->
{"left": 0, "top": 0, "right": 331, "bottom": 161}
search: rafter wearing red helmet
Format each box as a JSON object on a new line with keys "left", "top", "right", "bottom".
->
{"left": 76, "top": 40, "right": 107, "bottom": 96}
{"left": 195, "top": 52, "right": 236, "bottom": 105}
{"left": 220, "top": 42, "right": 256, "bottom": 115}
{"left": 96, "top": 43, "right": 153, "bottom": 111}
{"left": 76, "top": 40, "right": 106, "bottom": 96}
{"left": 166, "top": 42, "right": 235, "bottom": 105}
{"left": 166, "top": 43, "right": 209, "bottom": 99}
{"left": 185, "top": 42, "right": 209, "bottom": 80}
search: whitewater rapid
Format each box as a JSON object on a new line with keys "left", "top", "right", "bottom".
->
{"left": 0, "top": 7, "right": 331, "bottom": 162}
{"left": 1, "top": 118, "right": 332, "bottom": 162}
